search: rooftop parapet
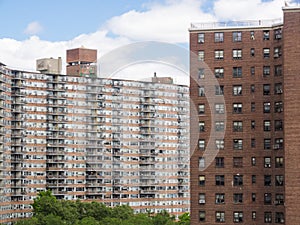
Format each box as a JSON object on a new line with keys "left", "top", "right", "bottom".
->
{"left": 190, "top": 18, "right": 283, "bottom": 31}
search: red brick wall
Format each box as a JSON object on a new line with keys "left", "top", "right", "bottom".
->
{"left": 66, "top": 48, "right": 97, "bottom": 63}
{"left": 190, "top": 25, "right": 284, "bottom": 224}
{"left": 283, "top": 7, "right": 300, "bottom": 225}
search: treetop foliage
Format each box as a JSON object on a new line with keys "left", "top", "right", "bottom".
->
{"left": 13, "top": 191, "right": 190, "bottom": 225}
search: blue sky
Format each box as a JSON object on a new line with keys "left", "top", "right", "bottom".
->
{"left": 0, "top": 0, "right": 292, "bottom": 82}
{"left": 0, "top": 0, "right": 151, "bottom": 41}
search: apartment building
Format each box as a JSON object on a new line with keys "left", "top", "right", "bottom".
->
{"left": 0, "top": 48, "right": 190, "bottom": 224}
{"left": 189, "top": 6, "right": 300, "bottom": 225}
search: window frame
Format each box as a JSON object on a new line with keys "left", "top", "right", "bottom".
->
{"left": 232, "top": 49, "right": 242, "bottom": 59}
{"left": 233, "top": 31, "right": 242, "bottom": 42}
{"left": 215, "top": 67, "right": 224, "bottom": 78}
{"left": 215, "top": 50, "right": 224, "bottom": 60}
{"left": 215, "top": 32, "right": 224, "bottom": 43}
{"left": 198, "top": 33, "right": 205, "bottom": 44}
{"left": 233, "top": 67, "right": 242, "bottom": 78}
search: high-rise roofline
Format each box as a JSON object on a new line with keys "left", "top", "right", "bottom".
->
{"left": 189, "top": 18, "right": 283, "bottom": 31}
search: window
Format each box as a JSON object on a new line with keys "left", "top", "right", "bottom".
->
{"left": 215, "top": 211, "right": 225, "bottom": 223}
{"left": 233, "top": 175, "right": 243, "bottom": 186}
{"left": 251, "top": 138, "right": 256, "bottom": 148}
{"left": 251, "top": 84, "right": 255, "bottom": 93}
{"left": 264, "top": 102, "right": 271, "bottom": 113}
{"left": 251, "top": 157, "right": 256, "bottom": 166}
{"left": 275, "top": 101, "right": 283, "bottom": 113}
{"left": 263, "top": 30, "right": 270, "bottom": 40}
{"left": 233, "top": 49, "right": 242, "bottom": 59}
{"left": 198, "top": 139, "right": 205, "bottom": 150}
{"left": 252, "top": 211, "right": 256, "bottom": 220}
{"left": 275, "top": 157, "right": 283, "bottom": 168}
{"left": 233, "top": 193, "right": 243, "bottom": 203}
{"left": 215, "top": 85, "right": 224, "bottom": 95}
{"left": 274, "top": 139, "right": 283, "bottom": 150}
{"left": 198, "top": 86, "right": 205, "bottom": 96}
{"left": 199, "top": 175, "right": 205, "bottom": 186}
{"left": 233, "top": 157, "right": 243, "bottom": 168}
{"left": 233, "top": 121, "right": 243, "bottom": 132}
{"left": 233, "top": 85, "right": 242, "bottom": 96}
{"left": 252, "top": 175, "right": 256, "bottom": 184}
{"left": 198, "top": 104, "right": 205, "bottom": 114}
{"left": 275, "top": 83, "right": 283, "bottom": 94}
{"left": 216, "top": 157, "right": 224, "bottom": 168}
{"left": 198, "top": 33, "right": 205, "bottom": 43}
{"left": 263, "top": 84, "right": 271, "bottom": 95}
{"left": 264, "top": 157, "right": 271, "bottom": 168}
{"left": 199, "top": 193, "right": 206, "bottom": 204}
{"left": 233, "top": 212, "right": 243, "bottom": 223}
{"left": 215, "top": 121, "right": 225, "bottom": 132}
{"left": 251, "top": 66, "right": 255, "bottom": 75}
{"left": 250, "top": 48, "right": 255, "bottom": 56}
{"left": 264, "top": 175, "right": 272, "bottom": 186}
{"left": 275, "top": 175, "right": 284, "bottom": 186}
{"left": 274, "top": 46, "right": 282, "bottom": 58}
{"left": 215, "top": 32, "right": 224, "bottom": 42}
{"left": 275, "top": 212, "right": 285, "bottom": 224}
{"left": 274, "top": 28, "right": 282, "bottom": 40}
{"left": 215, "top": 103, "right": 225, "bottom": 114}
{"left": 275, "top": 194, "right": 284, "bottom": 205}
{"left": 233, "top": 31, "right": 242, "bottom": 42}
{"left": 251, "top": 120, "right": 256, "bottom": 129}
{"left": 233, "top": 67, "right": 242, "bottom": 78}
{"left": 264, "top": 120, "right": 271, "bottom": 131}
{"left": 199, "top": 121, "right": 205, "bottom": 132}
{"left": 198, "top": 68, "right": 205, "bottom": 79}
{"left": 198, "top": 51, "right": 204, "bottom": 61}
{"left": 215, "top": 193, "right": 225, "bottom": 204}
{"left": 263, "top": 66, "right": 270, "bottom": 76}
{"left": 233, "top": 103, "right": 242, "bottom": 113}
{"left": 264, "top": 193, "right": 272, "bottom": 205}
{"left": 264, "top": 139, "right": 271, "bottom": 150}
{"left": 264, "top": 212, "right": 272, "bottom": 223}
{"left": 215, "top": 67, "right": 224, "bottom": 78}
{"left": 215, "top": 50, "right": 224, "bottom": 60}
{"left": 233, "top": 139, "right": 243, "bottom": 150}
{"left": 216, "top": 139, "right": 224, "bottom": 150}
{"left": 263, "top": 48, "right": 270, "bottom": 58}
{"left": 251, "top": 102, "right": 255, "bottom": 112}
{"left": 199, "top": 211, "right": 206, "bottom": 222}
{"left": 252, "top": 193, "right": 256, "bottom": 202}
{"left": 274, "top": 65, "right": 282, "bottom": 76}
{"left": 275, "top": 120, "right": 283, "bottom": 131}
{"left": 215, "top": 175, "right": 225, "bottom": 186}
{"left": 250, "top": 30, "right": 255, "bottom": 40}
{"left": 199, "top": 157, "right": 205, "bottom": 168}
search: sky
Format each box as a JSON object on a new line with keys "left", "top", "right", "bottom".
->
{"left": 0, "top": 0, "right": 297, "bottom": 84}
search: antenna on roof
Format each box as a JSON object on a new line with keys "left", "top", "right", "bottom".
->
{"left": 285, "top": 1, "right": 289, "bottom": 6}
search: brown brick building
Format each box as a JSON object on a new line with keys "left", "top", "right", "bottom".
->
{"left": 189, "top": 6, "right": 300, "bottom": 225}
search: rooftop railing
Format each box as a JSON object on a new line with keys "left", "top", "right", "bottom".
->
{"left": 190, "top": 18, "right": 283, "bottom": 30}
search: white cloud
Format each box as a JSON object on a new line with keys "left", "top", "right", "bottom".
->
{"left": 24, "top": 21, "right": 43, "bottom": 35}
{"left": 213, "top": 0, "right": 286, "bottom": 21}
{"left": 0, "top": 31, "right": 130, "bottom": 74}
{"left": 105, "top": 0, "right": 215, "bottom": 43}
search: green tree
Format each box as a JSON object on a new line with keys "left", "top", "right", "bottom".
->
{"left": 31, "top": 190, "right": 62, "bottom": 218}
{"left": 152, "top": 210, "right": 176, "bottom": 225}
{"left": 177, "top": 212, "right": 190, "bottom": 225}
{"left": 111, "top": 205, "right": 134, "bottom": 220}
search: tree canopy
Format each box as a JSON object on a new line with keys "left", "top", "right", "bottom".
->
{"left": 13, "top": 191, "right": 190, "bottom": 225}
